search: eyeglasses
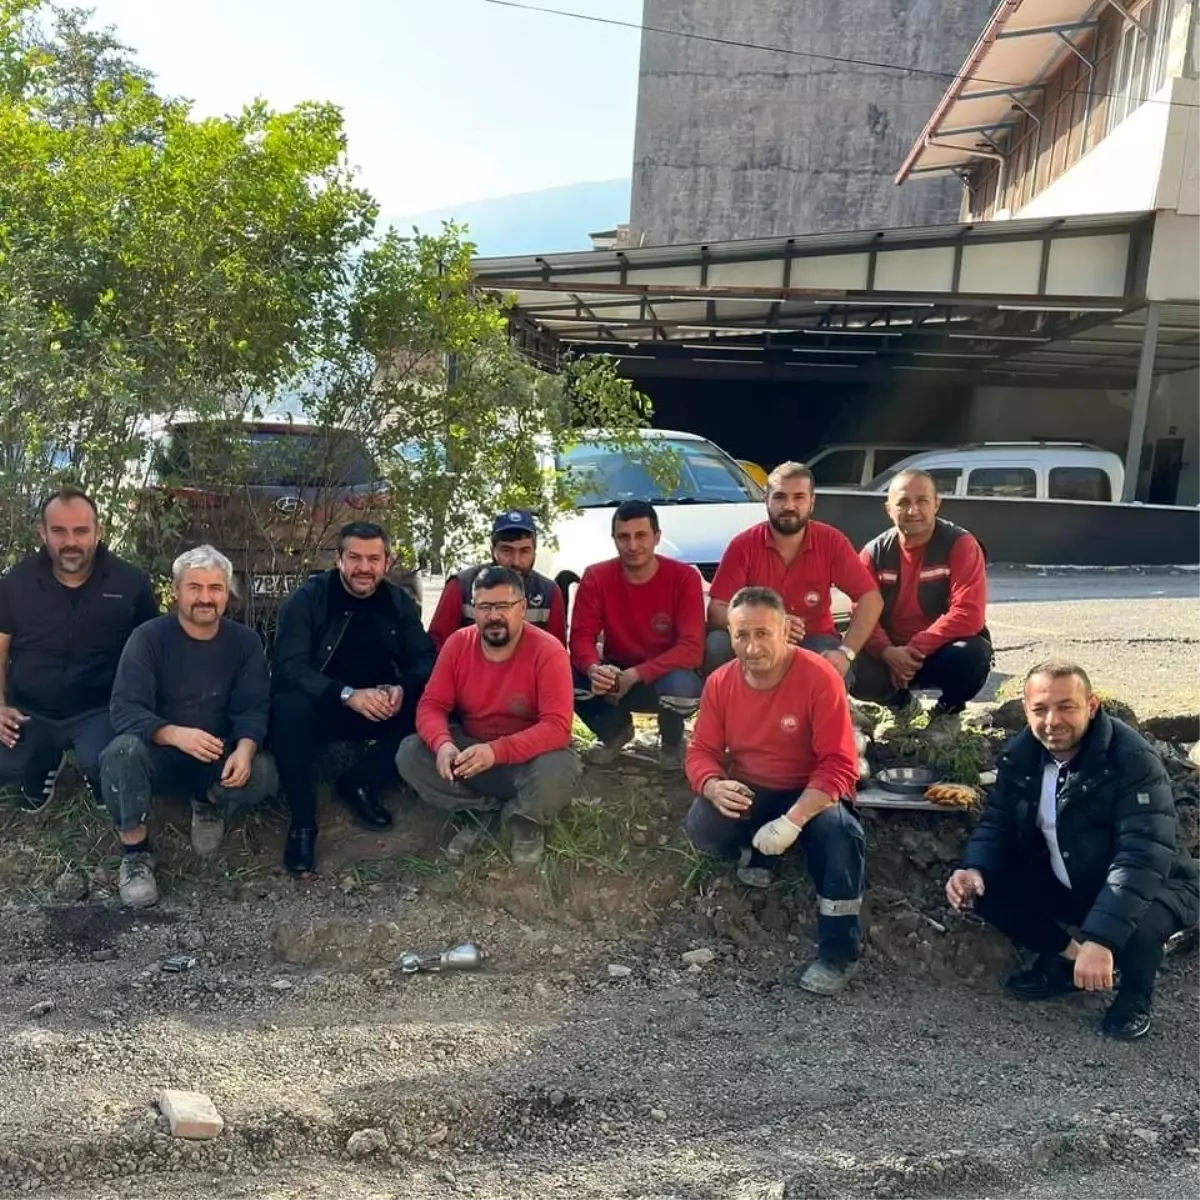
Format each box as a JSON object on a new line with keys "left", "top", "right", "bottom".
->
{"left": 475, "top": 600, "right": 524, "bottom": 615}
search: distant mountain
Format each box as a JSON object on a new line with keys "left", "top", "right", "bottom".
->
{"left": 384, "top": 178, "right": 631, "bottom": 257}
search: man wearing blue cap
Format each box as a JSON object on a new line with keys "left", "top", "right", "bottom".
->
{"left": 428, "top": 510, "right": 567, "bottom": 650}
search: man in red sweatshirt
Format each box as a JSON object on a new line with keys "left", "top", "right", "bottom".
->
{"left": 853, "top": 469, "right": 992, "bottom": 740}
{"left": 570, "top": 499, "right": 705, "bottom": 769}
{"left": 396, "top": 565, "right": 580, "bottom": 867}
{"left": 685, "top": 585, "right": 865, "bottom": 995}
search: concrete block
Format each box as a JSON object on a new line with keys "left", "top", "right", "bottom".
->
{"left": 158, "top": 1089, "right": 225, "bottom": 1140}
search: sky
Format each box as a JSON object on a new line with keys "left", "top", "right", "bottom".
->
{"left": 84, "top": 0, "right": 643, "bottom": 217}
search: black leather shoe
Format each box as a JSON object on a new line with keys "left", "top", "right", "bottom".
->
{"left": 1102, "top": 995, "right": 1152, "bottom": 1041}
{"left": 1004, "top": 954, "right": 1078, "bottom": 1000}
{"left": 284, "top": 827, "right": 317, "bottom": 875}
{"left": 336, "top": 783, "right": 393, "bottom": 831}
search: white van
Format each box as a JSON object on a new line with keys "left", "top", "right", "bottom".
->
{"left": 804, "top": 442, "right": 940, "bottom": 488}
{"left": 867, "top": 443, "right": 1125, "bottom": 503}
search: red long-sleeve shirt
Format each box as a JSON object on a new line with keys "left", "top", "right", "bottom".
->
{"left": 416, "top": 624, "right": 574, "bottom": 765}
{"left": 569, "top": 555, "right": 705, "bottom": 684}
{"left": 686, "top": 649, "right": 859, "bottom": 797}
{"left": 859, "top": 534, "right": 988, "bottom": 658}
{"left": 427, "top": 576, "right": 567, "bottom": 650}
{"left": 708, "top": 521, "right": 879, "bottom": 638}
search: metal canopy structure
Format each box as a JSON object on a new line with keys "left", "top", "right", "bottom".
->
{"left": 896, "top": 0, "right": 1111, "bottom": 182}
{"left": 471, "top": 211, "right": 1199, "bottom": 389}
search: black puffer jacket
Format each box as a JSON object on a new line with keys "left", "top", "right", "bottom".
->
{"left": 961, "top": 711, "right": 1199, "bottom": 951}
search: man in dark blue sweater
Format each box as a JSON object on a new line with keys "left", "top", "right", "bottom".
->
{"left": 102, "top": 545, "right": 277, "bottom": 907}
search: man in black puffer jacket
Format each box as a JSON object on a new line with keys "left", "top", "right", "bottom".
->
{"left": 947, "top": 659, "right": 1198, "bottom": 1041}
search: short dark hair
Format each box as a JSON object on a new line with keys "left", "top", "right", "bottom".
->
{"left": 729, "top": 586, "right": 786, "bottom": 616}
{"left": 1025, "top": 659, "right": 1093, "bottom": 695}
{"left": 337, "top": 521, "right": 391, "bottom": 555}
{"left": 611, "top": 498, "right": 659, "bottom": 535}
{"left": 766, "top": 461, "right": 814, "bottom": 492}
{"left": 493, "top": 527, "right": 536, "bottom": 546}
{"left": 473, "top": 565, "right": 525, "bottom": 596}
{"left": 39, "top": 487, "right": 99, "bottom": 524}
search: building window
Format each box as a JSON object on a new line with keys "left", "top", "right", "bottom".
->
{"left": 967, "top": 467, "right": 1037, "bottom": 498}
{"left": 1107, "top": 0, "right": 1184, "bottom": 132}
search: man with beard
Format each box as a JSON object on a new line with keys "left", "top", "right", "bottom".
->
{"left": 705, "top": 462, "right": 882, "bottom": 683}
{"left": 854, "top": 469, "right": 991, "bottom": 738}
{"left": 271, "top": 521, "right": 435, "bottom": 875}
{"left": 686, "top": 587, "right": 865, "bottom": 993}
{"left": 101, "top": 546, "right": 277, "bottom": 907}
{"left": 571, "top": 500, "right": 705, "bottom": 769}
{"left": 396, "top": 566, "right": 579, "bottom": 866}
{"left": 0, "top": 488, "right": 158, "bottom": 811}
{"left": 427, "top": 510, "right": 567, "bottom": 649}
{"left": 947, "top": 661, "right": 1198, "bottom": 1041}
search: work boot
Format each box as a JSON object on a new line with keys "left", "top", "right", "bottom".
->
{"left": 1102, "top": 992, "right": 1153, "bottom": 1041}
{"left": 924, "top": 704, "right": 963, "bottom": 746}
{"left": 793, "top": 958, "right": 860, "bottom": 996}
{"left": 509, "top": 817, "right": 545, "bottom": 867}
{"left": 584, "top": 722, "right": 635, "bottom": 766}
{"left": 1004, "top": 954, "right": 1078, "bottom": 1000}
{"left": 119, "top": 851, "right": 159, "bottom": 908}
{"left": 657, "top": 740, "right": 686, "bottom": 771}
{"left": 735, "top": 847, "right": 774, "bottom": 889}
{"left": 190, "top": 794, "right": 226, "bottom": 856}
{"left": 18, "top": 753, "right": 65, "bottom": 814}
{"left": 284, "top": 827, "right": 317, "bottom": 875}
{"left": 446, "top": 815, "right": 499, "bottom": 865}
{"left": 335, "top": 780, "right": 393, "bottom": 831}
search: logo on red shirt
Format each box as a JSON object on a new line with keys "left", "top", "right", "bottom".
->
{"left": 804, "top": 590, "right": 821, "bottom": 608}
{"left": 508, "top": 694, "right": 531, "bottom": 717}
{"left": 651, "top": 612, "right": 674, "bottom": 636}
{"left": 779, "top": 714, "right": 799, "bottom": 733}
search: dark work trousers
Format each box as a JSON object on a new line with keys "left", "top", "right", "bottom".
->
{"left": 271, "top": 689, "right": 417, "bottom": 829}
{"left": 0, "top": 707, "right": 114, "bottom": 796}
{"left": 572, "top": 667, "right": 702, "bottom": 748}
{"left": 851, "top": 635, "right": 992, "bottom": 713}
{"left": 395, "top": 729, "right": 582, "bottom": 826}
{"left": 685, "top": 788, "right": 867, "bottom": 965}
{"left": 99, "top": 734, "right": 278, "bottom": 833}
{"left": 975, "top": 858, "right": 1183, "bottom": 1001}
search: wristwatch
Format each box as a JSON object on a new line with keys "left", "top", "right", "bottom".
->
{"left": 837, "top": 644, "right": 857, "bottom": 663}
{"left": 340, "top": 686, "right": 354, "bottom": 705}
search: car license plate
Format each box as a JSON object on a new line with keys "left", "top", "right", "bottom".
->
{"left": 251, "top": 574, "right": 302, "bottom": 597}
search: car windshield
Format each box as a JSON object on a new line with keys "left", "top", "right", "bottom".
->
{"left": 559, "top": 438, "right": 762, "bottom": 507}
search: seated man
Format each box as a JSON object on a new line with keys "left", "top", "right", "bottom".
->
{"left": 947, "top": 660, "right": 1199, "bottom": 1041}
{"left": 271, "top": 521, "right": 435, "bottom": 875}
{"left": 427, "top": 510, "right": 566, "bottom": 650}
{"left": 396, "top": 565, "right": 580, "bottom": 866}
{"left": 853, "top": 469, "right": 991, "bottom": 737}
{"left": 101, "top": 546, "right": 277, "bottom": 908}
{"left": 685, "top": 587, "right": 865, "bottom": 995}
{"left": 705, "top": 461, "right": 882, "bottom": 683}
{"left": 570, "top": 500, "right": 704, "bottom": 768}
{"left": 0, "top": 488, "right": 157, "bottom": 810}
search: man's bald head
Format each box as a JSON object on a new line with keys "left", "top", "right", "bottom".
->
{"left": 884, "top": 469, "right": 941, "bottom": 542}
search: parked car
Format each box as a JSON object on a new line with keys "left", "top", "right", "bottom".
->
{"left": 804, "top": 442, "right": 941, "bottom": 488}
{"left": 866, "top": 442, "right": 1125, "bottom": 502}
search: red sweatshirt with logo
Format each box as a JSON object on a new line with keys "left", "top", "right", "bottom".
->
{"left": 569, "top": 555, "right": 705, "bottom": 683}
{"left": 686, "top": 649, "right": 859, "bottom": 797}
{"left": 416, "top": 624, "right": 573, "bottom": 765}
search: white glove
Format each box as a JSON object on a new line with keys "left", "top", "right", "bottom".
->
{"left": 751, "top": 815, "right": 801, "bottom": 857}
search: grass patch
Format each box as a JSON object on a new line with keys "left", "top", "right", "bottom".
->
{"left": 341, "top": 855, "right": 447, "bottom": 888}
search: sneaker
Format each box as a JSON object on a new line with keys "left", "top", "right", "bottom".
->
{"left": 118, "top": 851, "right": 159, "bottom": 908}
{"left": 924, "top": 705, "right": 963, "bottom": 746}
{"left": 1004, "top": 953, "right": 1078, "bottom": 1000}
{"left": 1101, "top": 993, "right": 1153, "bottom": 1041}
{"left": 509, "top": 818, "right": 545, "bottom": 867}
{"left": 190, "top": 794, "right": 226, "bottom": 856}
{"left": 18, "top": 753, "right": 65, "bottom": 813}
{"left": 735, "top": 848, "right": 773, "bottom": 889}
{"left": 446, "top": 815, "right": 499, "bottom": 865}
{"left": 793, "top": 958, "right": 860, "bottom": 996}
{"left": 657, "top": 741, "right": 685, "bottom": 771}
{"left": 584, "top": 723, "right": 635, "bottom": 766}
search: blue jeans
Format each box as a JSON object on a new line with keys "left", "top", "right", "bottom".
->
{"left": 573, "top": 666, "right": 702, "bottom": 748}
{"left": 685, "top": 788, "right": 866, "bottom": 964}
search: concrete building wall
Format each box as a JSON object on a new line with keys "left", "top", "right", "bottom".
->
{"left": 629, "top": 0, "right": 996, "bottom": 246}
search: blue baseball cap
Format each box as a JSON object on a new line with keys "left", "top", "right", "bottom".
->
{"left": 492, "top": 509, "right": 537, "bottom": 538}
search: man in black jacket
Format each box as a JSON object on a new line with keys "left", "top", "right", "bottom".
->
{"left": 0, "top": 488, "right": 158, "bottom": 810}
{"left": 947, "top": 660, "right": 1199, "bottom": 1041}
{"left": 271, "top": 521, "right": 435, "bottom": 874}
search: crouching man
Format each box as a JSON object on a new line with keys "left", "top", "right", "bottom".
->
{"left": 397, "top": 566, "right": 581, "bottom": 866}
{"left": 947, "top": 660, "right": 1199, "bottom": 1040}
{"left": 101, "top": 546, "right": 278, "bottom": 907}
{"left": 684, "top": 586, "right": 866, "bottom": 995}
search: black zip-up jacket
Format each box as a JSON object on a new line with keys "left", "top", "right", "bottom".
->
{"left": 960, "top": 711, "right": 1199, "bottom": 951}
{"left": 271, "top": 570, "right": 435, "bottom": 707}
{"left": 0, "top": 544, "right": 159, "bottom": 718}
